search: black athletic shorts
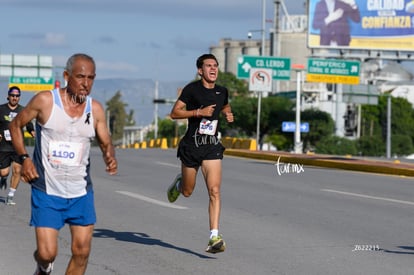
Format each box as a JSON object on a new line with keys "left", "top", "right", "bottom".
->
{"left": 177, "top": 139, "right": 225, "bottom": 168}
{"left": 0, "top": 151, "right": 20, "bottom": 169}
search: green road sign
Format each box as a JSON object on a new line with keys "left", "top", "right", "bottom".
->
{"left": 9, "top": 76, "right": 54, "bottom": 92}
{"left": 237, "top": 55, "right": 291, "bottom": 80}
{"left": 307, "top": 58, "right": 361, "bottom": 84}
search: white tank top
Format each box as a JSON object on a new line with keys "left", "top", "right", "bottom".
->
{"left": 31, "top": 88, "right": 95, "bottom": 198}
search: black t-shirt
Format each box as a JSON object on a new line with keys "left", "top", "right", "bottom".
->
{"left": 179, "top": 80, "right": 229, "bottom": 143}
{"left": 0, "top": 103, "right": 33, "bottom": 152}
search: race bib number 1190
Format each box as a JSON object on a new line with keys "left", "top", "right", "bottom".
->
{"left": 48, "top": 141, "right": 83, "bottom": 166}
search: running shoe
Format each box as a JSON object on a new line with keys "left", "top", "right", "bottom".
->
{"left": 205, "top": 235, "right": 226, "bottom": 253}
{"left": 5, "top": 196, "right": 15, "bottom": 205}
{"left": 33, "top": 263, "right": 53, "bottom": 275}
{"left": 33, "top": 264, "right": 53, "bottom": 275}
{"left": 167, "top": 173, "right": 181, "bottom": 203}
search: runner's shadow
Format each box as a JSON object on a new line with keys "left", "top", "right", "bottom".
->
{"left": 382, "top": 246, "right": 414, "bottom": 255}
{"left": 93, "top": 228, "right": 214, "bottom": 259}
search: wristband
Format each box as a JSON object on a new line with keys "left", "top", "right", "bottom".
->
{"left": 19, "top": 154, "right": 30, "bottom": 162}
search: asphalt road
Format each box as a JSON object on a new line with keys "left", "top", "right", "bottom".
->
{"left": 1, "top": 148, "right": 414, "bottom": 274}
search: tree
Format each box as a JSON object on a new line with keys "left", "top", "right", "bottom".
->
{"left": 106, "top": 90, "right": 128, "bottom": 141}
{"left": 381, "top": 96, "right": 414, "bottom": 139}
{"left": 216, "top": 71, "right": 250, "bottom": 136}
{"left": 357, "top": 135, "right": 384, "bottom": 156}
{"left": 265, "top": 134, "right": 289, "bottom": 151}
{"left": 216, "top": 71, "right": 249, "bottom": 99}
{"left": 228, "top": 95, "right": 294, "bottom": 144}
{"left": 126, "top": 110, "right": 135, "bottom": 126}
{"left": 301, "top": 108, "right": 335, "bottom": 151}
{"left": 158, "top": 118, "right": 176, "bottom": 139}
{"left": 359, "top": 95, "right": 414, "bottom": 156}
{"left": 261, "top": 96, "right": 294, "bottom": 145}
{"left": 224, "top": 96, "right": 256, "bottom": 137}
{"left": 360, "top": 104, "right": 381, "bottom": 137}
{"left": 315, "top": 136, "right": 357, "bottom": 155}
{"left": 379, "top": 96, "right": 414, "bottom": 156}
{"left": 390, "top": 134, "right": 413, "bottom": 156}
{"left": 147, "top": 117, "right": 187, "bottom": 140}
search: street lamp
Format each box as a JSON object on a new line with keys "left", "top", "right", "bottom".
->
{"left": 249, "top": 0, "right": 266, "bottom": 150}
{"left": 247, "top": 0, "right": 266, "bottom": 56}
{"left": 247, "top": 30, "right": 266, "bottom": 57}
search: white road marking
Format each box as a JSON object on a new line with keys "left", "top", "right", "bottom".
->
{"left": 116, "top": 191, "right": 188, "bottom": 209}
{"left": 156, "top": 161, "right": 180, "bottom": 168}
{"left": 321, "top": 189, "right": 414, "bottom": 206}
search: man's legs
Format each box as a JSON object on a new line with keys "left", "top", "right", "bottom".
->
{"left": 34, "top": 227, "right": 59, "bottom": 273}
{"left": 66, "top": 224, "right": 94, "bottom": 275}
{"left": 10, "top": 161, "right": 21, "bottom": 190}
{"left": 167, "top": 164, "right": 198, "bottom": 202}
{"left": 201, "top": 159, "right": 222, "bottom": 231}
{"left": 180, "top": 164, "right": 198, "bottom": 197}
{"left": 0, "top": 167, "right": 10, "bottom": 190}
{"left": 201, "top": 159, "right": 225, "bottom": 253}
{"left": 6, "top": 162, "right": 21, "bottom": 205}
{"left": 0, "top": 153, "right": 12, "bottom": 191}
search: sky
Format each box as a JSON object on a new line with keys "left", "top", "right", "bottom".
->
{"left": 0, "top": 0, "right": 306, "bottom": 82}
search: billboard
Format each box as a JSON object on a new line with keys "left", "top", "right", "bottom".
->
{"left": 308, "top": 0, "right": 414, "bottom": 51}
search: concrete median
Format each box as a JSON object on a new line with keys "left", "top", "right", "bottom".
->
{"left": 224, "top": 149, "right": 414, "bottom": 177}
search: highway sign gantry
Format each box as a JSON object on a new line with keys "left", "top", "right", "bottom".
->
{"left": 306, "top": 58, "right": 360, "bottom": 85}
{"left": 237, "top": 55, "right": 291, "bottom": 80}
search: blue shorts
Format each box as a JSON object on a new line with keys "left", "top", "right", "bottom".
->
{"left": 30, "top": 187, "right": 96, "bottom": 230}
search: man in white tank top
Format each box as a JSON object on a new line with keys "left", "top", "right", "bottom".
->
{"left": 9, "top": 53, "right": 118, "bottom": 275}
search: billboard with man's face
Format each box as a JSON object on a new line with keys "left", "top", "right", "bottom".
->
{"left": 308, "top": 0, "right": 414, "bottom": 50}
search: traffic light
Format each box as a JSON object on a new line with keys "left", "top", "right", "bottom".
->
{"left": 344, "top": 104, "right": 357, "bottom": 136}
{"left": 153, "top": 99, "right": 167, "bottom": 103}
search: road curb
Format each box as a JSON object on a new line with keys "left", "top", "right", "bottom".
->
{"left": 224, "top": 149, "right": 414, "bottom": 177}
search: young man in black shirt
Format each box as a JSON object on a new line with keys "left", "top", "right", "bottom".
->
{"left": 0, "top": 86, "right": 34, "bottom": 205}
{"left": 168, "top": 54, "right": 234, "bottom": 253}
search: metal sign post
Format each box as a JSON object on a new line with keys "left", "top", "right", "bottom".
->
{"left": 249, "top": 68, "right": 272, "bottom": 150}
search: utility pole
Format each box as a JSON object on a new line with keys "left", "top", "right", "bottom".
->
{"left": 292, "top": 64, "right": 304, "bottom": 153}
{"left": 154, "top": 80, "right": 159, "bottom": 139}
{"left": 271, "top": 0, "right": 281, "bottom": 95}
{"left": 255, "top": 0, "right": 266, "bottom": 150}
{"left": 272, "top": 0, "right": 280, "bottom": 57}
{"left": 261, "top": 0, "right": 266, "bottom": 56}
{"left": 386, "top": 94, "right": 391, "bottom": 159}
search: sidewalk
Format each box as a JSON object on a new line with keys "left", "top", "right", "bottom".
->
{"left": 225, "top": 149, "right": 414, "bottom": 177}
